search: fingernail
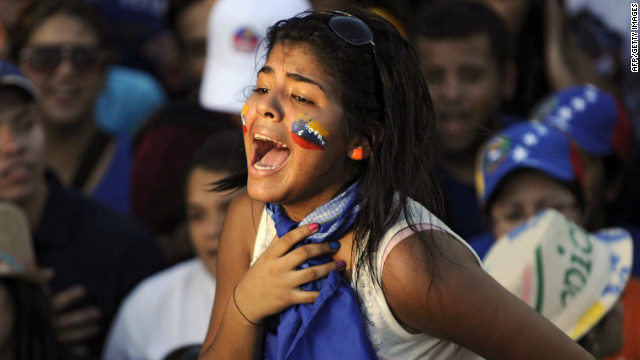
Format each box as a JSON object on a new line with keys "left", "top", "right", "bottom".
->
{"left": 330, "top": 241, "right": 341, "bottom": 250}
{"left": 336, "top": 260, "right": 346, "bottom": 269}
{"left": 309, "top": 223, "right": 319, "bottom": 232}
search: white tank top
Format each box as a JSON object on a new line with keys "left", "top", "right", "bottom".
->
{"left": 252, "top": 198, "right": 485, "bottom": 360}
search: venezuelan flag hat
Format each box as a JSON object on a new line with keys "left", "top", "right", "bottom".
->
{"left": 484, "top": 209, "right": 632, "bottom": 340}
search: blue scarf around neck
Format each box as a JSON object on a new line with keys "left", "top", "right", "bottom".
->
{"left": 263, "top": 182, "right": 378, "bottom": 359}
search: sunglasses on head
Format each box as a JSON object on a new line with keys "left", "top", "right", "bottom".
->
{"left": 20, "top": 45, "right": 107, "bottom": 74}
{"left": 326, "top": 11, "right": 384, "bottom": 116}
{"left": 327, "top": 11, "right": 376, "bottom": 49}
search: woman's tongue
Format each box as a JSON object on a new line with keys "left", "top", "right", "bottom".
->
{"left": 255, "top": 147, "right": 289, "bottom": 169}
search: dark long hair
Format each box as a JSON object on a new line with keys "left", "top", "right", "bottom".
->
{"left": 216, "top": 8, "right": 444, "bottom": 287}
{"left": 7, "top": 0, "right": 109, "bottom": 62}
{"left": 2, "top": 279, "right": 68, "bottom": 360}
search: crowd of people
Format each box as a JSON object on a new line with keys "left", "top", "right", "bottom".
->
{"left": 0, "top": 0, "right": 638, "bottom": 359}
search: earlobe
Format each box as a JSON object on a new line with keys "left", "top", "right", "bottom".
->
{"left": 347, "top": 142, "right": 371, "bottom": 160}
{"left": 347, "top": 133, "right": 370, "bottom": 160}
{"left": 350, "top": 148, "right": 364, "bottom": 160}
{"left": 347, "top": 126, "right": 383, "bottom": 160}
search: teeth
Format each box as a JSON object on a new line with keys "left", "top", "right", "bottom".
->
{"left": 254, "top": 163, "right": 279, "bottom": 170}
{"left": 254, "top": 134, "right": 288, "bottom": 148}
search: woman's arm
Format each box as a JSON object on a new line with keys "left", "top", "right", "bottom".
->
{"left": 200, "top": 193, "right": 344, "bottom": 359}
{"left": 381, "top": 230, "right": 594, "bottom": 360}
{"left": 200, "top": 193, "right": 264, "bottom": 359}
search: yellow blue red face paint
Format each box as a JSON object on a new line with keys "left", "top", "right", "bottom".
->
{"left": 291, "top": 113, "right": 329, "bottom": 150}
{"left": 241, "top": 104, "right": 248, "bottom": 134}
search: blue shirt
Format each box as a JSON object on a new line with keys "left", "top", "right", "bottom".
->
{"left": 95, "top": 65, "right": 167, "bottom": 135}
{"left": 90, "top": 133, "right": 133, "bottom": 215}
{"left": 466, "top": 230, "right": 495, "bottom": 260}
{"left": 616, "top": 222, "right": 640, "bottom": 278}
{"left": 439, "top": 113, "right": 525, "bottom": 241}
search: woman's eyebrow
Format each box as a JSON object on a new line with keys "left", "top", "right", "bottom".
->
{"left": 287, "top": 73, "right": 325, "bottom": 93}
{"left": 258, "top": 65, "right": 273, "bottom": 75}
{"left": 257, "top": 66, "right": 325, "bottom": 93}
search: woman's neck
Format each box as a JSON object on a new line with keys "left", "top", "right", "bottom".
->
{"left": 44, "top": 119, "right": 98, "bottom": 185}
{"left": 282, "top": 196, "right": 332, "bottom": 223}
{"left": 281, "top": 180, "right": 354, "bottom": 222}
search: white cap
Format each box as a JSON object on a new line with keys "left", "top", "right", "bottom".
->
{"left": 484, "top": 209, "right": 633, "bottom": 340}
{"left": 199, "top": 0, "right": 311, "bottom": 113}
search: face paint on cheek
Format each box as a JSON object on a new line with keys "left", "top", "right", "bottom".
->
{"left": 291, "top": 114, "right": 329, "bottom": 150}
{"left": 241, "top": 104, "right": 248, "bottom": 135}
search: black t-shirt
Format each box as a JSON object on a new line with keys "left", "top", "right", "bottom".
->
{"left": 33, "top": 172, "right": 167, "bottom": 358}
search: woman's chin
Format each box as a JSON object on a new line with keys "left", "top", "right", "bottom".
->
{"left": 247, "top": 180, "right": 282, "bottom": 204}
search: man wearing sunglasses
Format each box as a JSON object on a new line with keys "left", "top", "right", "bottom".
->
{"left": 0, "top": 60, "right": 166, "bottom": 358}
{"left": 8, "top": 0, "right": 135, "bottom": 217}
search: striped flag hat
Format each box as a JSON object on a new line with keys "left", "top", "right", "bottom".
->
{"left": 484, "top": 209, "right": 632, "bottom": 340}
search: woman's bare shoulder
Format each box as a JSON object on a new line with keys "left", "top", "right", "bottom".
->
{"left": 228, "top": 191, "right": 264, "bottom": 221}
{"left": 223, "top": 191, "right": 265, "bottom": 254}
{"left": 381, "top": 230, "right": 592, "bottom": 359}
{"left": 381, "top": 230, "right": 480, "bottom": 289}
{"left": 381, "top": 230, "right": 485, "bottom": 332}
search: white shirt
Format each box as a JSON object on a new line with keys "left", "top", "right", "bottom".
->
{"left": 252, "top": 198, "right": 484, "bottom": 360}
{"left": 103, "top": 259, "right": 216, "bottom": 360}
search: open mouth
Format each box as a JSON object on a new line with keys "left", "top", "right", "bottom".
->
{"left": 252, "top": 134, "right": 290, "bottom": 170}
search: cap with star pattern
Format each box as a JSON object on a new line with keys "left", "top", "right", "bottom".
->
{"left": 475, "top": 121, "right": 585, "bottom": 206}
{"left": 529, "top": 84, "right": 630, "bottom": 160}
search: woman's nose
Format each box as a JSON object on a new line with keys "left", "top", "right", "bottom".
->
{"left": 255, "top": 90, "right": 284, "bottom": 122}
